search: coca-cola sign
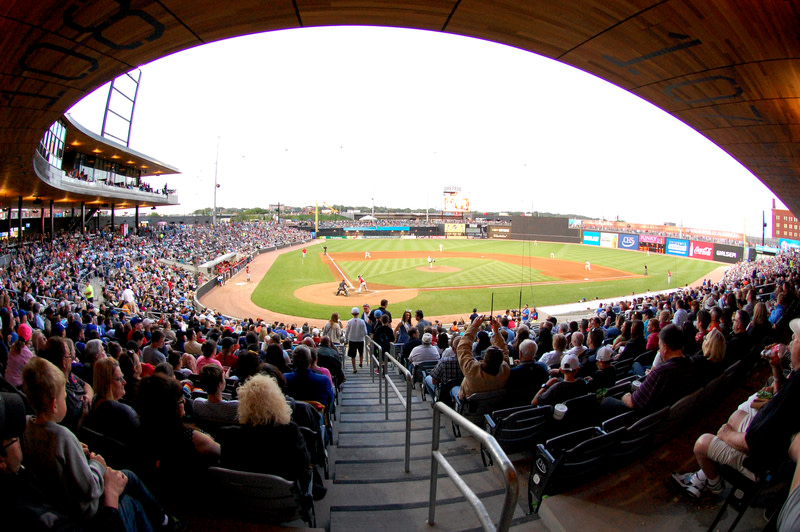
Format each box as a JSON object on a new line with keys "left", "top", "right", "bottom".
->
{"left": 690, "top": 241, "right": 714, "bottom": 260}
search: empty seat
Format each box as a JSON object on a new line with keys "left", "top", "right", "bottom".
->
{"left": 207, "top": 466, "right": 315, "bottom": 527}
{"left": 605, "top": 406, "right": 669, "bottom": 464}
{"left": 653, "top": 388, "right": 702, "bottom": 446}
{"left": 528, "top": 426, "right": 622, "bottom": 513}
{"left": 482, "top": 404, "right": 552, "bottom": 466}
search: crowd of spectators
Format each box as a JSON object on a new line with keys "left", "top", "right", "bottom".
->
{"left": 313, "top": 218, "right": 431, "bottom": 229}
{"left": 3, "top": 225, "right": 800, "bottom": 528}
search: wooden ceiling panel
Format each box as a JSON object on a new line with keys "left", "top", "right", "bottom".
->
{"left": 445, "top": 0, "right": 651, "bottom": 60}
{"left": 162, "top": 0, "right": 300, "bottom": 44}
{"left": 297, "top": 0, "right": 454, "bottom": 31}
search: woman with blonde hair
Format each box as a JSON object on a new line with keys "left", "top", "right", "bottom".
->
{"left": 84, "top": 357, "right": 139, "bottom": 445}
{"left": 692, "top": 328, "right": 727, "bottom": 385}
{"left": 322, "top": 312, "right": 344, "bottom": 345}
{"left": 218, "top": 374, "right": 311, "bottom": 483}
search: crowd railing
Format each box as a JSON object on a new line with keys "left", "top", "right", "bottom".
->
{"left": 428, "top": 402, "right": 518, "bottom": 531}
{"left": 382, "top": 348, "right": 413, "bottom": 473}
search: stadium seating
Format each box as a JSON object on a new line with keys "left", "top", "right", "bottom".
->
{"left": 482, "top": 404, "right": 553, "bottom": 465}
{"left": 452, "top": 389, "right": 507, "bottom": 437}
{"left": 207, "top": 466, "right": 316, "bottom": 527}
{"left": 528, "top": 426, "right": 623, "bottom": 513}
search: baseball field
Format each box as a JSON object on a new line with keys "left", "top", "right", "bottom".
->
{"left": 249, "top": 239, "right": 721, "bottom": 321}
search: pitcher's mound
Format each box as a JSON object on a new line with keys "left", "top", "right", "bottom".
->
{"left": 415, "top": 266, "right": 461, "bottom": 273}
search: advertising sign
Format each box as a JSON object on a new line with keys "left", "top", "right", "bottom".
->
{"left": 490, "top": 226, "right": 510, "bottom": 239}
{"left": 444, "top": 223, "right": 466, "bottom": 235}
{"left": 714, "top": 244, "right": 742, "bottom": 263}
{"left": 779, "top": 239, "right": 800, "bottom": 250}
{"left": 639, "top": 235, "right": 664, "bottom": 244}
{"left": 638, "top": 234, "right": 665, "bottom": 254}
{"left": 600, "top": 232, "right": 618, "bottom": 248}
{"left": 689, "top": 240, "right": 714, "bottom": 261}
{"left": 583, "top": 231, "right": 600, "bottom": 246}
{"left": 618, "top": 233, "right": 639, "bottom": 250}
{"left": 666, "top": 238, "right": 689, "bottom": 257}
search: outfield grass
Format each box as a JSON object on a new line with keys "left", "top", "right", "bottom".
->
{"left": 251, "top": 239, "right": 721, "bottom": 319}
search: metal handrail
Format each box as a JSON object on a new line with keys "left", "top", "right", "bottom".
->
{"left": 383, "top": 350, "right": 412, "bottom": 473}
{"left": 428, "top": 402, "right": 518, "bottom": 532}
{"left": 366, "top": 337, "right": 381, "bottom": 397}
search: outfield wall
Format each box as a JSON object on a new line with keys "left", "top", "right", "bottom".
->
{"left": 504, "top": 216, "right": 750, "bottom": 264}
{"left": 316, "top": 226, "right": 439, "bottom": 238}
{"left": 506, "top": 216, "right": 581, "bottom": 243}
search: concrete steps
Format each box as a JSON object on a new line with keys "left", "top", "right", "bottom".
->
{"left": 321, "top": 369, "right": 544, "bottom": 532}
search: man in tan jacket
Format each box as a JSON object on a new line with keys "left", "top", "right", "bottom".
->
{"left": 453, "top": 315, "right": 511, "bottom": 401}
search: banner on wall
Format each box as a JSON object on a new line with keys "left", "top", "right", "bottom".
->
{"left": 600, "top": 232, "right": 618, "bottom": 248}
{"left": 582, "top": 231, "right": 600, "bottom": 246}
{"left": 779, "top": 239, "right": 800, "bottom": 250}
{"left": 444, "top": 223, "right": 466, "bottom": 235}
{"left": 689, "top": 240, "right": 714, "bottom": 260}
{"left": 638, "top": 234, "right": 665, "bottom": 254}
{"left": 618, "top": 233, "right": 639, "bottom": 250}
{"left": 714, "top": 244, "right": 743, "bottom": 263}
{"left": 666, "top": 238, "right": 689, "bottom": 257}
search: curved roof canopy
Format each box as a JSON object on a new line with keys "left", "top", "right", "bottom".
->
{"left": 1, "top": 1, "right": 799, "bottom": 213}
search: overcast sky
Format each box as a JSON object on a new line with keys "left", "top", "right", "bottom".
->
{"left": 68, "top": 25, "right": 784, "bottom": 236}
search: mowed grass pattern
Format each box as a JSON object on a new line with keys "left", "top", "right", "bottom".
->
{"left": 252, "top": 240, "right": 721, "bottom": 319}
{"left": 340, "top": 257, "right": 556, "bottom": 288}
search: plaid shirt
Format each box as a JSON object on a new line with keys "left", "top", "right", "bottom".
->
{"left": 429, "top": 349, "right": 463, "bottom": 384}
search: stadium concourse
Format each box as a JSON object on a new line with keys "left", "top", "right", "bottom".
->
{"left": 2, "top": 224, "right": 799, "bottom": 531}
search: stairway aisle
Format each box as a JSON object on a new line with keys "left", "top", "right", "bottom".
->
{"left": 318, "top": 367, "right": 545, "bottom": 531}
